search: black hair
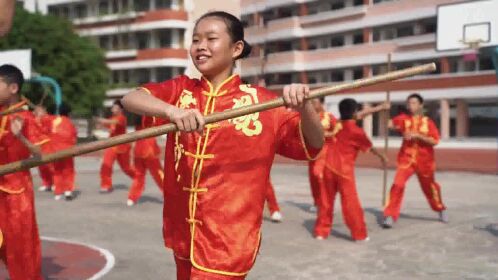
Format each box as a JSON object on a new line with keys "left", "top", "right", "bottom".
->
{"left": 407, "top": 93, "right": 424, "bottom": 104}
{"left": 319, "top": 97, "right": 325, "bottom": 104}
{"left": 338, "top": 98, "right": 359, "bottom": 120}
{"left": 196, "top": 11, "right": 252, "bottom": 60}
{"left": 0, "top": 64, "right": 24, "bottom": 93}
{"left": 113, "top": 99, "right": 124, "bottom": 109}
{"left": 58, "top": 102, "right": 72, "bottom": 116}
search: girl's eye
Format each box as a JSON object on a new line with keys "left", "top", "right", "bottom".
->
{"left": 192, "top": 38, "right": 199, "bottom": 43}
{"left": 208, "top": 37, "right": 217, "bottom": 41}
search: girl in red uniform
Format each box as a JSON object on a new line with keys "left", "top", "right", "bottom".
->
{"left": 127, "top": 115, "right": 164, "bottom": 206}
{"left": 50, "top": 103, "right": 78, "bottom": 200}
{"left": 122, "top": 11, "right": 324, "bottom": 280}
{"left": 95, "top": 100, "right": 136, "bottom": 192}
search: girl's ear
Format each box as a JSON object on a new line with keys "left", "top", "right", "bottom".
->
{"left": 232, "top": 40, "right": 244, "bottom": 60}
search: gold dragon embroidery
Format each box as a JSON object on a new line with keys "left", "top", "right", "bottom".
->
{"left": 229, "top": 85, "right": 263, "bottom": 137}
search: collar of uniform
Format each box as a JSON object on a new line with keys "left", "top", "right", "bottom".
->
{"left": 0, "top": 99, "right": 28, "bottom": 114}
{"left": 200, "top": 74, "right": 240, "bottom": 96}
{"left": 341, "top": 119, "right": 357, "bottom": 126}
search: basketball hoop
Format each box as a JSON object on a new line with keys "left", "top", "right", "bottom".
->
{"left": 461, "top": 39, "right": 483, "bottom": 62}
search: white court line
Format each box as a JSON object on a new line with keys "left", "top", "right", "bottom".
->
{"left": 41, "top": 236, "right": 115, "bottom": 280}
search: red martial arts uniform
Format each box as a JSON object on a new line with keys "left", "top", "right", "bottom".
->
{"left": 141, "top": 75, "right": 320, "bottom": 279}
{"left": 128, "top": 123, "right": 164, "bottom": 203}
{"left": 265, "top": 181, "right": 280, "bottom": 215}
{"left": 0, "top": 101, "right": 47, "bottom": 280}
{"left": 100, "top": 113, "right": 135, "bottom": 190}
{"left": 37, "top": 114, "right": 55, "bottom": 188}
{"left": 50, "top": 116, "right": 77, "bottom": 195}
{"left": 314, "top": 120, "right": 371, "bottom": 240}
{"left": 383, "top": 114, "right": 446, "bottom": 220}
{"left": 308, "top": 111, "right": 337, "bottom": 207}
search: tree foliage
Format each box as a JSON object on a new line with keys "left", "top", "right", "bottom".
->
{"left": 0, "top": 7, "right": 109, "bottom": 115}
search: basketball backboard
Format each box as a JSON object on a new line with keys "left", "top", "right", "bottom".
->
{"left": 437, "top": 0, "right": 498, "bottom": 51}
{"left": 0, "top": 49, "right": 32, "bottom": 79}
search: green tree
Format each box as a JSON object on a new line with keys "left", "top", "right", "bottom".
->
{"left": 0, "top": 6, "right": 109, "bottom": 115}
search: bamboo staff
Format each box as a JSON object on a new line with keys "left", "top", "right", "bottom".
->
{"left": 382, "top": 53, "right": 392, "bottom": 207}
{"left": 0, "top": 63, "right": 436, "bottom": 176}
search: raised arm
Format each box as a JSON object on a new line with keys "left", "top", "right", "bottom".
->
{"left": 121, "top": 88, "right": 205, "bottom": 133}
{"left": 356, "top": 102, "right": 390, "bottom": 120}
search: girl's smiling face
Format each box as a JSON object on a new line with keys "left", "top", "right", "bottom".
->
{"left": 190, "top": 17, "right": 243, "bottom": 78}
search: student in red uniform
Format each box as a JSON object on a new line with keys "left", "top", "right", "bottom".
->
{"left": 314, "top": 98, "right": 387, "bottom": 241}
{"left": 0, "top": 64, "right": 45, "bottom": 280}
{"left": 121, "top": 11, "right": 324, "bottom": 279}
{"left": 95, "top": 100, "right": 135, "bottom": 192}
{"left": 33, "top": 105, "right": 55, "bottom": 192}
{"left": 265, "top": 180, "right": 282, "bottom": 222}
{"left": 308, "top": 99, "right": 388, "bottom": 213}
{"left": 50, "top": 103, "right": 78, "bottom": 200}
{"left": 127, "top": 115, "right": 164, "bottom": 206}
{"left": 308, "top": 98, "right": 337, "bottom": 213}
{"left": 383, "top": 93, "right": 447, "bottom": 228}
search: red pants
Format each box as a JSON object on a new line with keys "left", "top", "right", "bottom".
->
{"left": 314, "top": 169, "right": 367, "bottom": 240}
{"left": 175, "top": 256, "right": 246, "bottom": 280}
{"left": 384, "top": 164, "right": 446, "bottom": 220}
{"left": 128, "top": 156, "right": 164, "bottom": 202}
{"left": 100, "top": 148, "right": 136, "bottom": 189}
{"left": 53, "top": 157, "right": 75, "bottom": 195}
{"left": 38, "top": 163, "right": 54, "bottom": 187}
{"left": 265, "top": 182, "right": 280, "bottom": 214}
{"left": 0, "top": 186, "right": 42, "bottom": 280}
{"left": 308, "top": 158, "right": 325, "bottom": 207}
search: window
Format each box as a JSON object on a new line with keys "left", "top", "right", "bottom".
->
{"left": 353, "top": 33, "right": 363, "bottom": 44}
{"left": 330, "top": 71, "right": 344, "bottom": 82}
{"left": 99, "top": 36, "right": 110, "bottom": 49}
{"left": 136, "top": 32, "right": 150, "bottom": 49}
{"left": 396, "top": 25, "right": 414, "bottom": 38}
{"left": 157, "top": 67, "right": 173, "bottom": 82}
{"left": 353, "top": 68, "right": 363, "bottom": 79}
{"left": 134, "top": 0, "right": 150, "bottom": 12}
{"left": 48, "top": 6, "right": 59, "bottom": 16}
{"left": 468, "top": 103, "right": 498, "bottom": 137}
{"left": 60, "top": 6, "right": 70, "bottom": 18}
{"left": 156, "top": 0, "right": 172, "bottom": 9}
{"left": 135, "top": 69, "right": 151, "bottom": 84}
{"left": 75, "top": 4, "right": 87, "bottom": 18}
{"left": 354, "top": 0, "right": 364, "bottom": 5}
{"left": 479, "top": 55, "right": 494, "bottom": 71}
{"left": 331, "top": 36, "right": 344, "bottom": 47}
{"left": 99, "top": 1, "right": 109, "bottom": 15}
{"left": 331, "top": 2, "right": 345, "bottom": 10}
{"left": 158, "top": 30, "right": 172, "bottom": 47}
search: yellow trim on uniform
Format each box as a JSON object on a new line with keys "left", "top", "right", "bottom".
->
{"left": 0, "top": 228, "right": 3, "bottom": 249}
{"left": 183, "top": 74, "right": 255, "bottom": 277}
{"left": 139, "top": 87, "right": 152, "bottom": 95}
{"left": 34, "top": 139, "right": 50, "bottom": 146}
{"left": 184, "top": 151, "right": 214, "bottom": 160}
{"left": 0, "top": 186, "right": 25, "bottom": 194}
{"left": 298, "top": 121, "right": 320, "bottom": 161}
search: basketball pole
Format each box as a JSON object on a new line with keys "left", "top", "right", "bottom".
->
{"left": 381, "top": 53, "right": 392, "bottom": 208}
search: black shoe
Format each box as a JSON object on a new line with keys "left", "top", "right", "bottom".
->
{"left": 382, "top": 216, "right": 393, "bottom": 229}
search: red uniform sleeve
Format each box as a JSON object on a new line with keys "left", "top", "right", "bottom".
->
{"left": 427, "top": 119, "right": 440, "bottom": 145}
{"left": 354, "top": 130, "right": 373, "bottom": 153}
{"left": 392, "top": 114, "right": 406, "bottom": 133}
{"left": 22, "top": 112, "right": 50, "bottom": 147}
{"left": 140, "top": 75, "right": 189, "bottom": 127}
{"left": 54, "top": 117, "right": 77, "bottom": 146}
{"left": 275, "top": 108, "right": 321, "bottom": 160}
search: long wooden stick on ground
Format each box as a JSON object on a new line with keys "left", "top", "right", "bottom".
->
{"left": 0, "top": 63, "right": 436, "bottom": 176}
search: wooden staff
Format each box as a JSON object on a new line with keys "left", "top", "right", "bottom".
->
{"left": 0, "top": 63, "right": 436, "bottom": 176}
{"left": 382, "top": 53, "right": 392, "bottom": 207}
